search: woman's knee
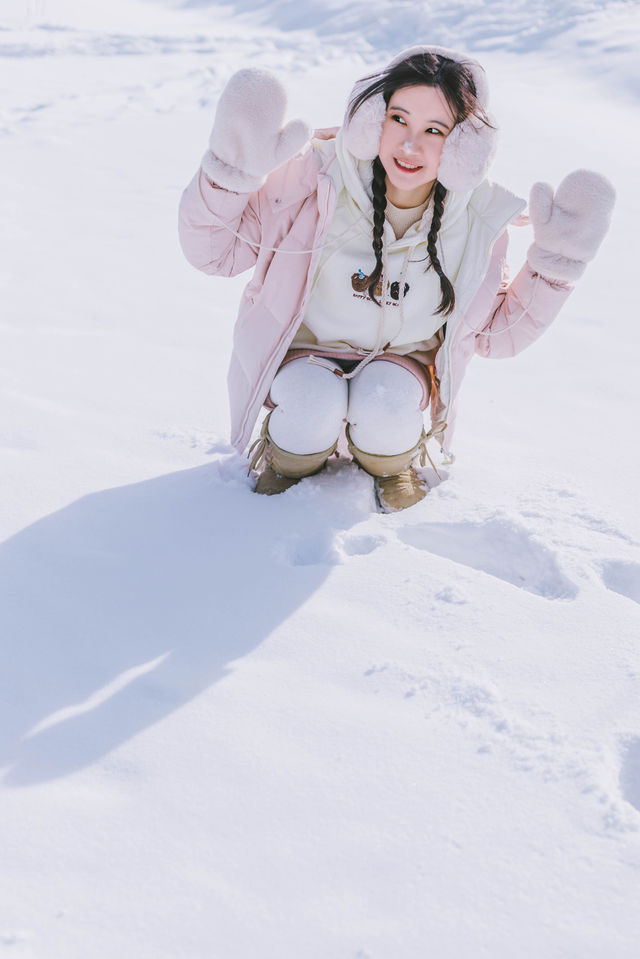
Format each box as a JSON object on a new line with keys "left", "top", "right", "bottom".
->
{"left": 268, "top": 357, "right": 348, "bottom": 453}
{"left": 347, "top": 361, "right": 424, "bottom": 455}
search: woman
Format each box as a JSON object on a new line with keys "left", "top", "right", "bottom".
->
{"left": 178, "top": 45, "right": 614, "bottom": 511}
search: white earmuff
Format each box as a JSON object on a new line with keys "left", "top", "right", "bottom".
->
{"left": 343, "top": 88, "right": 386, "bottom": 161}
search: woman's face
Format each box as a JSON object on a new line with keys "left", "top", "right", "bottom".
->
{"left": 377, "top": 84, "right": 456, "bottom": 208}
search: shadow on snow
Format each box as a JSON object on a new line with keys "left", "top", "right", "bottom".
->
{"left": 0, "top": 460, "right": 367, "bottom": 787}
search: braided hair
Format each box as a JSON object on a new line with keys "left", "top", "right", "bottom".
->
{"left": 349, "top": 52, "right": 491, "bottom": 318}
{"left": 367, "top": 156, "right": 387, "bottom": 303}
{"left": 426, "top": 181, "right": 454, "bottom": 316}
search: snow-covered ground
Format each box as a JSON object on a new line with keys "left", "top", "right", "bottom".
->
{"left": 2, "top": 1, "right": 640, "bottom": 956}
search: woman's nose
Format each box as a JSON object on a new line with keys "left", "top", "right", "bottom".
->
{"left": 401, "top": 139, "right": 414, "bottom": 153}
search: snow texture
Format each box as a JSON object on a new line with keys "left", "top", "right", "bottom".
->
{"left": 1, "top": 0, "right": 640, "bottom": 957}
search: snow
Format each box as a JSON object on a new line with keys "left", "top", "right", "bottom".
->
{"left": 2, "top": 0, "right": 640, "bottom": 956}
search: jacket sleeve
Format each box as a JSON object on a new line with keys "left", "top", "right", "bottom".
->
{"left": 178, "top": 169, "right": 264, "bottom": 278}
{"left": 472, "top": 230, "right": 574, "bottom": 359}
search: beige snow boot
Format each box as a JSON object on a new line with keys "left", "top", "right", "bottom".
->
{"left": 248, "top": 414, "right": 337, "bottom": 496}
{"left": 347, "top": 427, "right": 429, "bottom": 512}
{"left": 374, "top": 468, "right": 428, "bottom": 512}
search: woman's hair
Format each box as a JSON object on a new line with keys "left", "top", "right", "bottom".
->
{"left": 348, "top": 52, "right": 490, "bottom": 315}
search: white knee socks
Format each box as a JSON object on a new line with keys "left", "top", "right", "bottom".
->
{"left": 347, "top": 361, "right": 424, "bottom": 455}
{"left": 269, "top": 358, "right": 348, "bottom": 454}
{"left": 267, "top": 357, "right": 425, "bottom": 457}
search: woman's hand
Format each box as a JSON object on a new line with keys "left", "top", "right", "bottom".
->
{"left": 527, "top": 169, "right": 616, "bottom": 283}
{"left": 202, "top": 69, "right": 311, "bottom": 193}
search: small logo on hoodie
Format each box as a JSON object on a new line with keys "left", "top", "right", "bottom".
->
{"left": 351, "top": 269, "right": 409, "bottom": 302}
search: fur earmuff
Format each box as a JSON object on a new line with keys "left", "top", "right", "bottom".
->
{"left": 437, "top": 114, "right": 497, "bottom": 192}
{"left": 343, "top": 89, "right": 386, "bottom": 161}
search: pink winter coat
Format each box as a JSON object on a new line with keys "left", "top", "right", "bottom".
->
{"left": 178, "top": 143, "right": 572, "bottom": 457}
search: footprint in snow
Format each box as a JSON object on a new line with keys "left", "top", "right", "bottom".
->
{"left": 339, "top": 533, "right": 385, "bottom": 557}
{"left": 273, "top": 531, "right": 385, "bottom": 567}
{"left": 397, "top": 518, "right": 577, "bottom": 600}
{"left": 600, "top": 560, "right": 640, "bottom": 605}
{"left": 573, "top": 511, "right": 637, "bottom": 545}
{"left": 272, "top": 531, "right": 340, "bottom": 567}
{"left": 619, "top": 738, "right": 640, "bottom": 813}
{"left": 435, "top": 585, "right": 468, "bottom": 605}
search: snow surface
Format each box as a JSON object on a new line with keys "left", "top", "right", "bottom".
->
{"left": 2, "top": 1, "right": 640, "bottom": 956}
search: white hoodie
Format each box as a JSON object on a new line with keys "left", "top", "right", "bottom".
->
{"left": 291, "top": 131, "right": 475, "bottom": 356}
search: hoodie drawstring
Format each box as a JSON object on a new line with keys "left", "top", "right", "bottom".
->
{"left": 332, "top": 233, "right": 419, "bottom": 381}
{"left": 206, "top": 204, "right": 367, "bottom": 256}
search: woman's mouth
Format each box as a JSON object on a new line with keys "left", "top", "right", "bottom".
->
{"left": 394, "top": 157, "right": 422, "bottom": 173}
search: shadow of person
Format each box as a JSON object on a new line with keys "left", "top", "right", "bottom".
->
{"left": 0, "top": 459, "right": 367, "bottom": 787}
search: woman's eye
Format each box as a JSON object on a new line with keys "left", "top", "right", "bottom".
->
{"left": 426, "top": 127, "right": 443, "bottom": 135}
{"left": 390, "top": 114, "right": 406, "bottom": 125}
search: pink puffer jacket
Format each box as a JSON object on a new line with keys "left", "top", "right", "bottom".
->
{"left": 178, "top": 144, "right": 572, "bottom": 458}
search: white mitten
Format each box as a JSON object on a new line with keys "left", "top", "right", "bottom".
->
{"left": 202, "top": 68, "right": 311, "bottom": 193}
{"left": 527, "top": 169, "right": 616, "bottom": 283}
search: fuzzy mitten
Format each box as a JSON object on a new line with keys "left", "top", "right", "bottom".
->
{"left": 202, "top": 68, "right": 311, "bottom": 193}
{"left": 527, "top": 169, "right": 616, "bottom": 283}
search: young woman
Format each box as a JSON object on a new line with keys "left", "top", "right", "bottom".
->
{"left": 179, "top": 45, "right": 615, "bottom": 511}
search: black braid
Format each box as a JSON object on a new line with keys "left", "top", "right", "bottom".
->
{"left": 427, "top": 181, "right": 455, "bottom": 316}
{"left": 364, "top": 170, "right": 454, "bottom": 316}
{"left": 365, "top": 156, "right": 387, "bottom": 304}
